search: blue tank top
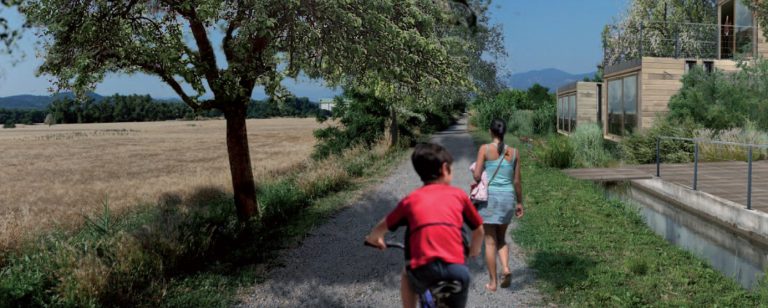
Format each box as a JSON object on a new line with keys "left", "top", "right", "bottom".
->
{"left": 483, "top": 144, "right": 516, "bottom": 193}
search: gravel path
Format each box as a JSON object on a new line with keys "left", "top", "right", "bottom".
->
{"left": 239, "top": 119, "right": 544, "bottom": 307}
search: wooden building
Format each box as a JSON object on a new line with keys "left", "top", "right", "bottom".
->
{"left": 556, "top": 81, "right": 601, "bottom": 135}
{"left": 601, "top": 1, "right": 764, "bottom": 140}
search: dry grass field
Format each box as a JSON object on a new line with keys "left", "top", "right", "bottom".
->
{"left": 0, "top": 118, "right": 324, "bottom": 252}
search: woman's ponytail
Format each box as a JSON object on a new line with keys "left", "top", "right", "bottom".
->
{"left": 490, "top": 118, "right": 507, "bottom": 156}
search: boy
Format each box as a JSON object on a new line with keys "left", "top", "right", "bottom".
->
{"left": 366, "top": 143, "right": 484, "bottom": 308}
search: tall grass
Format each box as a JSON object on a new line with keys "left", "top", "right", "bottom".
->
{"left": 537, "top": 134, "right": 574, "bottom": 169}
{"left": 694, "top": 122, "right": 768, "bottom": 162}
{"left": 569, "top": 123, "right": 611, "bottom": 168}
{"left": 508, "top": 110, "right": 534, "bottom": 137}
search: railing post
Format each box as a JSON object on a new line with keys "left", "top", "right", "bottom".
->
{"left": 693, "top": 142, "right": 699, "bottom": 191}
{"left": 656, "top": 137, "right": 661, "bottom": 177}
{"left": 748, "top": 146, "right": 753, "bottom": 210}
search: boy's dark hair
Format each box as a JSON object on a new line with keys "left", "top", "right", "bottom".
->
{"left": 412, "top": 142, "right": 453, "bottom": 183}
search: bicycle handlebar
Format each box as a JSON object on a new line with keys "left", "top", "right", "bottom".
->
{"left": 363, "top": 240, "right": 405, "bottom": 250}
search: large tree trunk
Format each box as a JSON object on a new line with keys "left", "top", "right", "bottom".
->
{"left": 389, "top": 106, "right": 398, "bottom": 147}
{"left": 224, "top": 103, "right": 258, "bottom": 220}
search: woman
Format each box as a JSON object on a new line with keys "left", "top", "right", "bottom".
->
{"left": 472, "top": 118, "right": 524, "bottom": 292}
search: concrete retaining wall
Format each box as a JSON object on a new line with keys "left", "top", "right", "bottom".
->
{"left": 631, "top": 178, "right": 768, "bottom": 244}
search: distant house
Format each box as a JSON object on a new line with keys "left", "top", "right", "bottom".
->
{"left": 319, "top": 99, "right": 335, "bottom": 112}
{"left": 556, "top": 81, "right": 602, "bottom": 135}
{"left": 601, "top": 0, "right": 764, "bottom": 140}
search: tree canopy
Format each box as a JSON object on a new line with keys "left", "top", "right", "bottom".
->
{"left": 22, "top": 0, "right": 484, "bottom": 219}
{"left": 0, "top": 0, "right": 24, "bottom": 55}
{"left": 602, "top": 0, "right": 717, "bottom": 65}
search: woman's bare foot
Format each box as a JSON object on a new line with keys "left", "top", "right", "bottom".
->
{"left": 485, "top": 282, "right": 497, "bottom": 292}
{"left": 500, "top": 272, "right": 512, "bottom": 288}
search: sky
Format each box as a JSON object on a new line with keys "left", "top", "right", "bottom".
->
{"left": 0, "top": 0, "right": 629, "bottom": 100}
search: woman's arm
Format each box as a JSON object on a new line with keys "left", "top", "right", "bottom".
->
{"left": 473, "top": 145, "right": 486, "bottom": 182}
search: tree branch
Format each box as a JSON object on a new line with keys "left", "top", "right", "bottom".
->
{"left": 164, "top": 1, "right": 221, "bottom": 93}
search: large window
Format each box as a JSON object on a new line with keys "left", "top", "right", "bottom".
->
{"left": 569, "top": 95, "right": 576, "bottom": 131}
{"left": 721, "top": 0, "right": 755, "bottom": 58}
{"left": 607, "top": 75, "right": 638, "bottom": 136}
{"left": 557, "top": 97, "right": 563, "bottom": 130}
{"left": 558, "top": 94, "right": 577, "bottom": 132}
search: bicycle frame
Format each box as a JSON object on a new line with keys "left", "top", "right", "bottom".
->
{"left": 364, "top": 241, "right": 462, "bottom": 308}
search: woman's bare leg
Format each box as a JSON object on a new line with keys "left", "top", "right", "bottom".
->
{"left": 483, "top": 224, "right": 498, "bottom": 292}
{"left": 496, "top": 224, "right": 511, "bottom": 276}
{"left": 496, "top": 224, "right": 512, "bottom": 288}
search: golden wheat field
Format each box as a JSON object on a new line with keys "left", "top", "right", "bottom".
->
{"left": 0, "top": 118, "right": 325, "bottom": 252}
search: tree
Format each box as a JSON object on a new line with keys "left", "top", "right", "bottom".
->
{"left": 0, "top": 0, "right": 24, "bottom": 55}
{"left": 602, "top": 0, "right": 717, "bottom": 65}
{"left": 23, "top": 0, "right": 473, "bottom": 220}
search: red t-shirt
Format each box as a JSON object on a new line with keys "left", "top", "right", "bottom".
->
{"left": 386, "top": 183, "right": 483, "bottom": 269}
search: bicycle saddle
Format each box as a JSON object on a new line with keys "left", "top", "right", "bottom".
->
{"left": 430, "top": 280, "right": 463, "bottom": 296}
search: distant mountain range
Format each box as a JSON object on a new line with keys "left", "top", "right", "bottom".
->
{"left": 0, "top": 92, "right": 105, "bottom": 110}
{"left": 502, "top": 68, "right": 597, "bottom": 92}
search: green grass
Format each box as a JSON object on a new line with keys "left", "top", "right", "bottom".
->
{"left": 0, "top": 147, "right": 406, "bottom": 307}
{"left": 472, "top": 131, "right": 768, "bottom": 307}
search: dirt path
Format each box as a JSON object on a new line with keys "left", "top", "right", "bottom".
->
{"left": 239, "top": 119, "right": 543, "bottom": 307}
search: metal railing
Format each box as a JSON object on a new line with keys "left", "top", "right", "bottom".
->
{"left": 656, "top": 136, "right": 768, "bottom": 210}
{"left": 604, "top": 21, "right": 755, "bottom": 66}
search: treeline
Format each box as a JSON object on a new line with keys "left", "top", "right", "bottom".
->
{"left": 0, "top": 109, "right": 47, "bottom": 126}
{"left": 1, "top": 94, "right": 321, "bottom": 126}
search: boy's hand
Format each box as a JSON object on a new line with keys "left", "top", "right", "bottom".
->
{"left": 515, "top": 203, "right": 524, "bottom": 218}
{"left": 469, "top": 245, "right": 482, "bottom": 258}
{"left": 365, "top": 233, "right": 386, "bottom": 250}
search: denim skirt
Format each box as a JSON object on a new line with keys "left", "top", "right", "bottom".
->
{"left": 476, "top": 190, "right": 516, "bottom": 224}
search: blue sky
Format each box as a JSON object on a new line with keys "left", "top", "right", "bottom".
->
{"left": 0, "top": 0, "right": 629, "bottom": 99}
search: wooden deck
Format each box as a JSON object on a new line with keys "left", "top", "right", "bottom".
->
{"left": 565, "top": 161, "right": 768, "bottom": 212}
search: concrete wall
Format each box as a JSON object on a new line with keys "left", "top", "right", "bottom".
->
{"left": 631, "top": 178, "right": 768, "bottom": 245}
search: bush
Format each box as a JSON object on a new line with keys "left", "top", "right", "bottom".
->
{"left": 532, "top": 104, "right": 556, "bottom": 135}
{"left": 569, "top": 123, "right": 611, "bottom": 168}
{"left": 539, "top": 134, "right": 574, "bottom": 169}
{"left": 313, "top": 89, "right": 389, "bottom": 159}
{"left": 3, "top": 121, "right": 15, "bottom": 129}
{"left": 620, "top": 117, "right": 700, "bottom": 164}
{"left": 508, "top": 110, "right": 534, "bottom": 137}
{"left": 470, "top": 96, "right": 517, "bottom": 131}
{"left": 668, "top": 62, "right": 768, "bottom": 131}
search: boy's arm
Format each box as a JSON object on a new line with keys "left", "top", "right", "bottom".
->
{"left": 469, "top": 227, "right": 484, "bottom": 257}
{"left": 461, "top": 193, "right": 485, "bottom": 257}
{"left": 365, "top": 218, "right": 389, "bottom": 250}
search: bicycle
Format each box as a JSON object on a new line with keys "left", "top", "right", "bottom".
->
{"left": 364, "top": 241, "right": 464, "bottom": 308}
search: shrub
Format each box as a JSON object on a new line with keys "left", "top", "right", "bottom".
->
{"left": 313, "top": 88, "right": 389, "bottom": 159}
{"left": 620, "top": 117, "right": 700, "bottom": 164}
{"left": 508, "top": 110, "right": 534, "bottom": 137}
{"left": 539, "top": 134, "right": 574, "bottom": 169}
{"left": 570, "top": 123, "right": 611, "bottom": 168}
{"left": 3, "top": 121, "right": 15, "bottom": 129}
{"left": 532, "top": 104, "right": 556, "bottom": 135}
{"left": 668, "top": 62, "right": 768, "bottom": 131}
{"left": 470, "top": 96, "right": 517, "bottom": 131}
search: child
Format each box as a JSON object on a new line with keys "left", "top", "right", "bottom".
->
{"left": 366, "top": 142, "right": 484, "bottom": 308}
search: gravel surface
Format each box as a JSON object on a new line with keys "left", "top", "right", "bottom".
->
{"left": 239, "top": 119, "right": 544, "bottom": 307}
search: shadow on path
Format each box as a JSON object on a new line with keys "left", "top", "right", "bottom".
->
{"left": 240, "top": 119, "right": 543, "bottom": 307}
